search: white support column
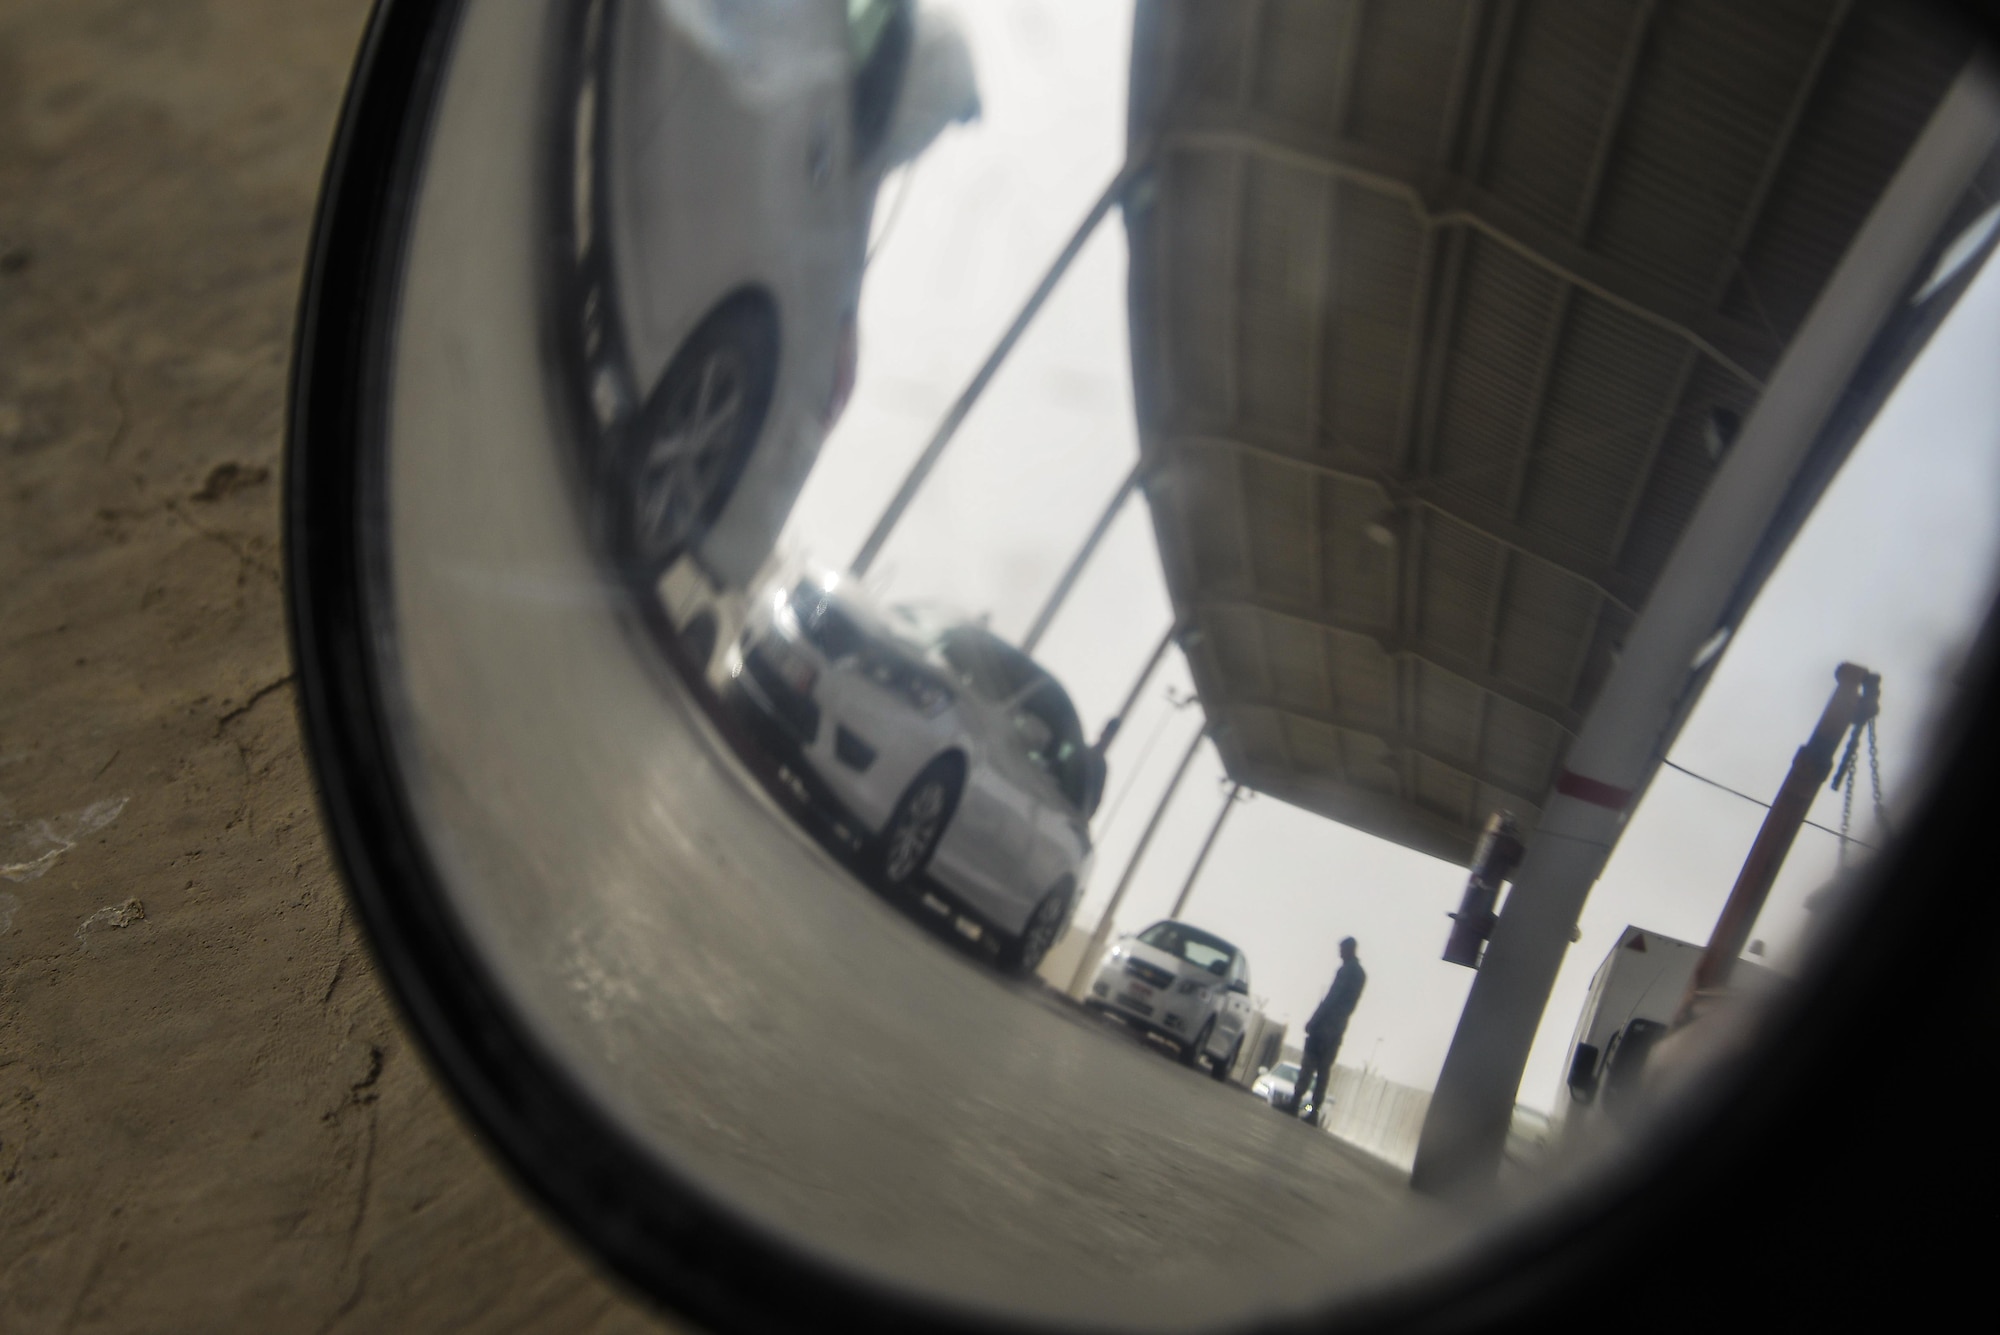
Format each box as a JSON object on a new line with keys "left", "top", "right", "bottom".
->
{"left": 1411, "top": 67, "right": 2000, "bottom": 1195}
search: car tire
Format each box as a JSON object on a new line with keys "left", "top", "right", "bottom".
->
{"left": 609, "top": 293, "right": 778, "bottom": 588}
{"left": 1209, "top": 1035, "right": 1239, "bottom": 1083}
{"left": 870, "top": 756, "right": 963, "bottom": 889}
{"left": 1182, "top": 1015, "right": 1215, "bottom": 1068}
{"left": 996, "top": 880, "right": 1071, "bottom": 978}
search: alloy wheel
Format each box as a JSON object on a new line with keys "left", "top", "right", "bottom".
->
{"left": 884, "top": 777, "right": 947, "bottom": 883}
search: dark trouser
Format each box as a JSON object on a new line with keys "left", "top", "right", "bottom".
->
{"left": 1292, "top": 1024, "right": 1346, "bottom": 1118}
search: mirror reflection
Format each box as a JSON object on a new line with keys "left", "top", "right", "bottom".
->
{"left": 365, "top": 0, "right": 2000, "bottom": 1327}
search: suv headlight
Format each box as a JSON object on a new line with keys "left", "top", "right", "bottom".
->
{"left": 1176, "top": 980, "right": 1208, "bottom": 997}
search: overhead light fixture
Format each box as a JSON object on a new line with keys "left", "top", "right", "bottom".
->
{"left": 1363, "top": 520, "right": 1397, "bottom": 547}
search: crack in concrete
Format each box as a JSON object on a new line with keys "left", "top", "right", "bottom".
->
{"left": 216, "top": 674, "right": 295, "bottom": 733}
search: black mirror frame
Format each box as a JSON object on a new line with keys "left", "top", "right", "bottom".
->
{"left": 286, "top": 1, "right": 2000, "bottom": 1331}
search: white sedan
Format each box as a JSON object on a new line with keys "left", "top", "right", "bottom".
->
{"left": 724, "top": 568, "right": 1101, "bottom": 975}
{"left": 1251, "top": 1062, "right": 1300, "bottom": 1108}
{"left": 559, "top": 0, "right": 977, "bottom": 596}
{"left": 1084, "top": 920, "right": 1255, "bottom": 1079}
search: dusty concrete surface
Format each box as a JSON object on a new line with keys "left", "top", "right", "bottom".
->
{"left": 0, "top": 1, "right": 676, "bottom": 1329}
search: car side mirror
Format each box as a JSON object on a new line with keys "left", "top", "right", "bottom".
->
{"left": 1566, "top": 1042, "right": 1602, "bottom": 1104}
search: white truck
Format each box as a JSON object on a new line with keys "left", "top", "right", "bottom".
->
{"left": 1549, "top": 925, "right": 1776, "bottom": 1151}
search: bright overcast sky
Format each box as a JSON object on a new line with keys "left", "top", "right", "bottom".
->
{"left": 778, "top": 0, "right": 2000, "bottom": 1103}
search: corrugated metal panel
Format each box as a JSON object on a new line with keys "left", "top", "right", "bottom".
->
{"left": 1414, "top": 513, "right": 1502, "bottom": 664}
{"left": 1251, "top": 0, "right": 1356, "bottom": 138}
{"left": 1491, "top": 561, "right": 1600, "bottom": 706}
{"left": 1516, "top": 294, "right": 1688, "bottom": 558}
{"left": 1319, "top": 473, "right": 1398, "bottom": 629}
{"left": 1129, "top": 0, "right": 1972, "bottom": 868}
{"left": 1263, "top": 612, "right": 1329, "bottom": 714}
{"left": 1163, "top": 149, "right": 1239, "bottom": 425}
{"left": 1241, "top": 452, "right": 1317, "bottom": 604}
{"left": 1414, "top": 663, "right": 1483, "bottom": 768}
{"left": 1238, "top": 158, "right": 1327, "bottom": 442}
{"left": 1478, "top": 0, "right": 1636, "bottom": 233}
{"left": 1588, "top": 0, "right": 1831, "bottom": 299}
{"left": 1321, "top": 184, "right": 1423, "bottom": 464}
{"left": 1346, "top": 0, "right": 1470, "bottom": 163}
{"left": 1323, "top": 627, "right": 1400, "bottom": 731}
{"left": 1429, "top": 235, "right": 1565, "bottom": 501}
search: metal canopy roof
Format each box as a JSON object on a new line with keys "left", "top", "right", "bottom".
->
{"left": 1124, "top": 0, "right": 1974, "bottom": 866}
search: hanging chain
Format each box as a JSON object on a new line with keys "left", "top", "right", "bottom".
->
{"left": 1837, "top": 734, "right": 1858, "bottom": 869}
{"left": 1867, "top": 715, "right": 1888, "bottom": 836}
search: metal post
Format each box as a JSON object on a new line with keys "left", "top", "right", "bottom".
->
{"left": 850, "top": 159, "right": 1149, "bottom": 577}
{"left": 1410, "top": 69, "right": 1999, "bottom": 1198}
{"left": 1067, "top": 725, "right": 1207, "bottom": 996}
{"left": 1098, "top": 623, "right": 1177, "bottom": 749}
{"left": 1674, "top": 664, "right": 1878, "bottom": 1026}
{"left": 1021, "top": 461, "right": 1145, "bottom": 654}
{"left": 1169, "top": 782, "right": 1243, "bottom": 920}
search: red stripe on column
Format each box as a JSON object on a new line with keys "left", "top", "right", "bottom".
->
{"left": 1555, "top": 769, "right": 1634, "bottom": 810}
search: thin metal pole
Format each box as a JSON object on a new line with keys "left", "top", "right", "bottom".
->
{"left": 850, "top": 158, "right": 1148, "bottom": 576}
{"left": 1021, "top": 460, "right": 1145, "bottom": 654}
{"left": 1099, "top": 623, "right": 1177, "bottom": 749}
{"left": 1169, "top": 782, "right": 1243, "bottom": 920}
{"left": 1068, "top": 725, "right": 1207, "bottom": 996}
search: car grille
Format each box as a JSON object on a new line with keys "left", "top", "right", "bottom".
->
{"left": 1124, "top": 958, "right": 1173, "bottom": 990}
{"left": 744, "top": 645, "right": 820, "bottom": 743}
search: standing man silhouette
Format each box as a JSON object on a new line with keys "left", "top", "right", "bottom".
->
{"left": 1290, "top": 937, "right": 1365, "bottom": 1122}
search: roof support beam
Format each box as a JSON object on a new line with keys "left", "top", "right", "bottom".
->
{"left": 1166, "top": 432, "right": 1646, "bottom": 612}
{"left": 1191, "top": 592, "right": 1584, "bottom": 735}
{"left": 1161, "top": 110, "right": 1778, "bottom": 388}
{"left": 1230, "top": 699, "right": 1548, "bottom": 810}
{"left": 1232, "top": 763, "right": 1481, "bottom": 868}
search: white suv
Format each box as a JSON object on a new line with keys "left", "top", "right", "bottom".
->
{"left": 724, "top": 568, "right": 1101, "bottom": 975}
{"left": 1085, "top": 920, "right": 1254, "bottom": 1079}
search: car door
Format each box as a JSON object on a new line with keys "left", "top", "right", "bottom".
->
{"left": 1217, "top": 953, "right": 1253, "bottom": 1059}
{"left": 984, "top": 697, "right": 1063, "bottom": 920}
{"left": 929, "top": 699, "right": 1040, "bottom": 925}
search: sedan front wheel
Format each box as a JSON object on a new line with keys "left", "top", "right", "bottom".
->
{"left": 997, "top": 881, "right": 1071, "bottom": 978}
{"left": 872, "top": 758, "right": 962, "bottom": 889}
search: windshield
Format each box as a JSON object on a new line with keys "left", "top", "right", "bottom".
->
{"left": 1136, "top": 922, "right": 1237, "bottom": 975}
{"left": 1273, "top": 1064, "right": 1300, "bottom": 1083}
{"left": 936, "top": 626, "right": 1040, "bottom": 702}
{"left": 1014, "top": 680, "right": 1090, "bottom": 809}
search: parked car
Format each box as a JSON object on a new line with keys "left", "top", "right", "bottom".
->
{"left": 1251, "top": 1061, "right": 1300, "bottom": 1108}
{"left": 561, "top": 0, "right": 978, "bottom": 595}
{"left": 723, "top": 566, "right": 1101, "bottom": 975}
{"left": 1084, "top": 920, "right": 1254, "bottom": 1078}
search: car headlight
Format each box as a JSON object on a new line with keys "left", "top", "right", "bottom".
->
{"left": 901, "top": 670, "right": 953, "bottom": 717}
{"left": 1176, "top": 980, "right": 1207, "bottom": 997}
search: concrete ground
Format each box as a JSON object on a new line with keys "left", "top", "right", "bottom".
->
{"left": 0, "top": 1, "right": 672, "bottom": 1330}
